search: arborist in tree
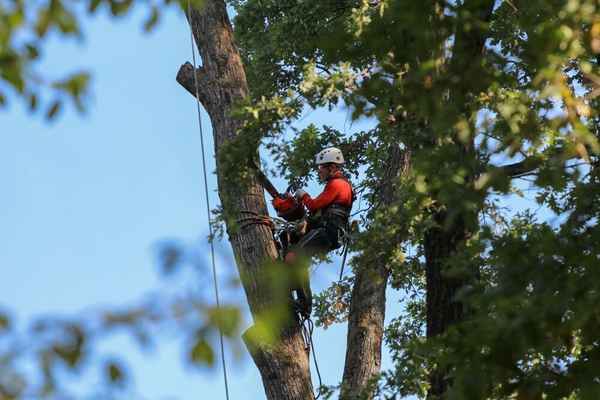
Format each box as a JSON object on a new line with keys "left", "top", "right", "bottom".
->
{"left": 273, "top": 147, "right": 354, "bottom": 317}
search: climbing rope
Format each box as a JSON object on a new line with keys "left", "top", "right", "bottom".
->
{"left": 338, "top": 240, "right": 350, "bottom": 281}
{"left": 337, "top": 222, "right": 354, "bottom": 281}
{"left": 300, "top": 315, "right": 324, "bottom": 400}
{"left": 187, "top": 2, "right": 230, "bottom": 399}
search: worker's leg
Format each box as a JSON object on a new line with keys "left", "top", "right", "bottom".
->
{"left": 286, "top": 228, "right": 332, "bottom": 317}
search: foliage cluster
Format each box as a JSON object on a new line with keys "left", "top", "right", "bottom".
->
{"left": 230, "top": 0, "right": 600, "bottom": 398}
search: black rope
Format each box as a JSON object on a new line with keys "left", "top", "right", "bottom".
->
{"left": 300, "top": 316, "right": 324, "bottom": 400}
{"left": 338, "top": 240, "right": 349, "bottom": 281}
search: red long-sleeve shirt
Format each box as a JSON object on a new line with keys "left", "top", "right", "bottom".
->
{"left": 300, "top": 172, "right": 353, "bottom": 213}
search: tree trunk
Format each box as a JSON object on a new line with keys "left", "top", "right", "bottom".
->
{"left": 341, "top": 146, "right": 411, "bottom": 399}
{"left": 176, "top": 1, "right": 313, "bottom": 398}
{"left": 423, "top": 1, "right": 495, "bottom": 397}
{"left": 424, "top": 211, "right": 470, "bottom": 397}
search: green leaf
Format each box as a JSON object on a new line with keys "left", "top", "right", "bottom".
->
{"left": 0, "top": 49, "right": 23, "bottom": 93}
{"left": 207, "top": 306, "right": 240, "bottom": 337}
{"left": 0, "top": 312, "right": 11, "bottom": 333}
{"left": 34, "top": 9, "right": 51, "bottom": 37}
{"left": 52, "top": 72, "right": 91, "bottom": 112}
{"left": 88, "top": 0, "right": 103, "bottom": 13}
{"left": 105, "top": 360, "right": 126, "bottom": 385}
{"left": 189, "top": 337, "right": 214, "bottom": 366}
{"left": 8, "top": 8, "right": 25, "bottom": 29}
{"left": 109, "top": 0, "right": 133, "bottom": 17}
{"left": 28, "top": 93, "right": 38, "bottom": 111}
{"left": 55, "top": 8, "right": 80, "bottom": 35}
{"left": 157, "top": 242, "right": 183, "bottom": 276}
{"left": 46, "top": 100, "right": 62, "bottom": 120}
{"left": 143, "top": 6, "right": 160, "bottom": 32}
{"left": 25, "top": 43, "right": 40, "bottom": 60}
{"left": 52, "top": 324, "right": 85, "bottom": 368}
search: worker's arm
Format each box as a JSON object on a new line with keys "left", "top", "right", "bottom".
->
{"left": 300, "top": 180, "right": 341, "bottom": 213}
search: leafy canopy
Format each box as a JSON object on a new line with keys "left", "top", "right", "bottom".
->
{"left": 229, "top": 0, "right": 600, "bottom": 398}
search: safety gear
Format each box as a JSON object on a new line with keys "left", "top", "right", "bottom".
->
{"left": 294, "top": 189, "right": 307, "bottom": 200}
{"left": 315, "top": 147, "right": 344, "bottom": 165}
{"left": 272, "top": 194, "right": 305, "bottom": 222}
{"left": 299, "top": 172, "right": 354, "bottom": 251}
{"left": 299, "top": 171, "right": 353, "bottom": 213}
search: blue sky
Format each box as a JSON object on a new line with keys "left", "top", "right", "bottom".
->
{"left": 2, "top": 4, "right": 401, "bottom": 399}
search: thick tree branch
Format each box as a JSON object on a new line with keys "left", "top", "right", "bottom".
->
{"left": 341, "top": 145, "right": 411, "bottom": 400}
{"left": 425, "top": 2, "right": 496, "bottom": 397}
{"left": 495, "top": 146, "right": 581, "bottom": 179}
{"left": 499, "top": 157, "right": 544, "bottom": 177}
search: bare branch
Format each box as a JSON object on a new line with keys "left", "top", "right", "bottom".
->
{"left": 499, "top": 157, "right": 544, "bottom": 177}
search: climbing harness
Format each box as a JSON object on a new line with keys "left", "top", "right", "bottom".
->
{"left": 187, "top": 2, "right": 230, "bottom": 399}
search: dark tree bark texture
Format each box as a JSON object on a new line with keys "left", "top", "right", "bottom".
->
{"left": 423, "top": 1, "right": 495, "bottom": 397}
{"left": 424, "top": 212, "right": 470, "bottom": 397}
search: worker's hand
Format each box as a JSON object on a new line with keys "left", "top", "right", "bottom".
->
{"left": 272, "top": 196, "right": 287, "bottom": 211}
{"left": 294, "top": 189, "right": 307, "bottom": 200}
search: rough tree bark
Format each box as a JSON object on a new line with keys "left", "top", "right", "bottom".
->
{"left": 341, "top": 145, "right": 411, "bottom": 399}
{"left": 424, "top": 211, "right": 471, "bottom": 397}
{"left": 176, "top": 1, "right": 313, "bottom": 399}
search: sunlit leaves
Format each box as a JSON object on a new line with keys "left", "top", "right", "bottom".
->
{"left": 313, "top": 278, "right": 352, "bottom": 329}
{"left": 217, "top": 94, "right": 302, "bottom": 213}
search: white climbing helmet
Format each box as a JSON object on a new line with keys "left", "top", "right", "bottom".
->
{"left": 315, "top": 147, "right": 344, "bottom": 165}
